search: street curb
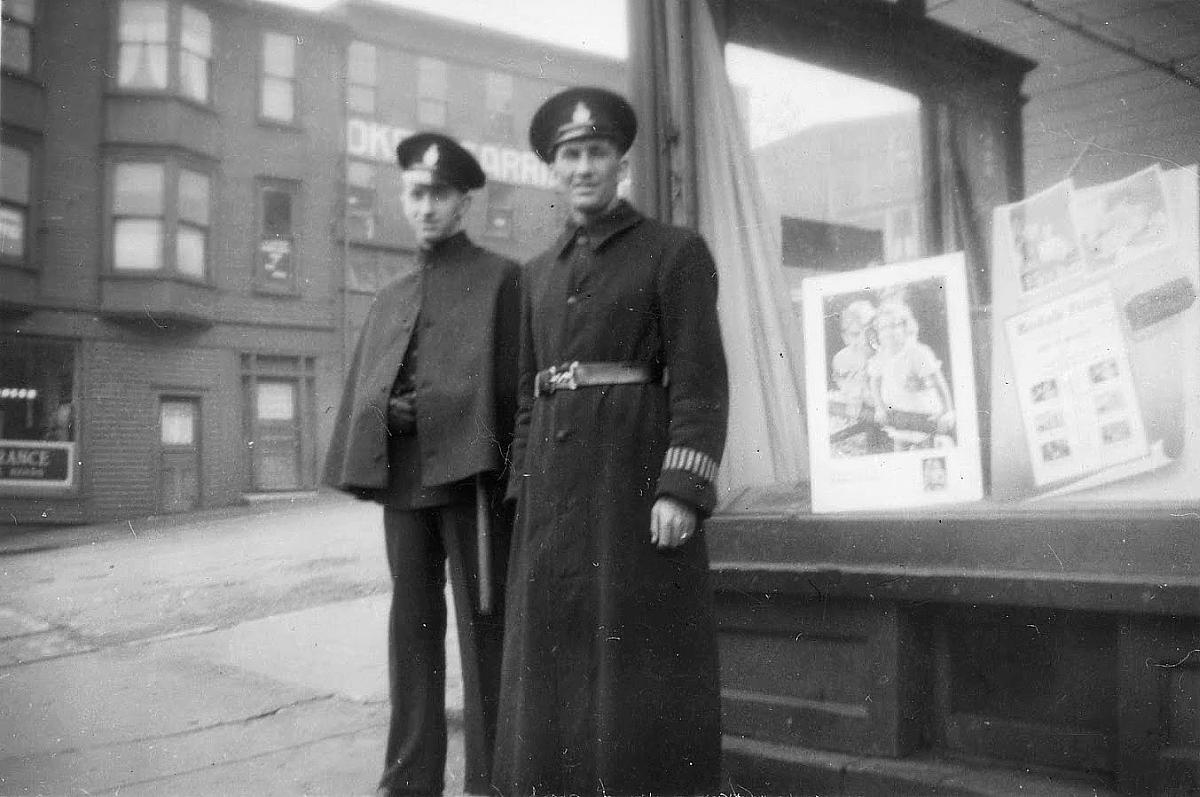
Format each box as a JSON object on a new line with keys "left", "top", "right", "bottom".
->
{"left": 0, "top": 491, "right": 353, "bottom": 556}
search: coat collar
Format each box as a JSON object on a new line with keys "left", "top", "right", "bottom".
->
{"left": 418, "top": 231, "right": 472, "bottom": 267}
{"left": 554, "top": 200, "right": 642, "bottom": 258}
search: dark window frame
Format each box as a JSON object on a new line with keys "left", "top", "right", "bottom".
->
{"left": 484, "top": 181, "right": 516, "bottom": 240}
{"left": 254, "top": 176, "right": 301, "bottom": 295}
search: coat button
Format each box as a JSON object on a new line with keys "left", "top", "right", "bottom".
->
{"left": 555, "top": 430, "right": 572, "bottom": 443}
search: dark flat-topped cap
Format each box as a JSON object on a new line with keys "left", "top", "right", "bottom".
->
{"left": 528, "top": 86, "right": 637, "bottom": 163}
{"left": 396, "top": 132, "right": 485, "bottom": 191}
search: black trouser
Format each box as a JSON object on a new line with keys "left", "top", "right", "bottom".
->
{"left": 379, "top": 505, "right": 506, "bottom": 797}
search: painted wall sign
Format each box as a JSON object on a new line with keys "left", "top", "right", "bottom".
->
{"left": 346, "top": 118, "right": 556, "bottom": 190}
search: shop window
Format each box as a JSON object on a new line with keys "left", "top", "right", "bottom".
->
{"left": 261, "top": 31, "right": 296, "bottom": 124}
{"left": 116, "top": 1, "right": 212, "bottom": 103}
{"left": 727, "top": 44, "right": 923, "bottom": 288}
{"left": 345, "top": 159, "right": 376, "bottom": 240}
{"left": 485, "top": 70, "right": 515, "bottom": 141}
{"left": 0, "top": 337, "right": 77, "bottom": 490}
{"left": 485, "top": 182, "right": 515, "bottom": 240}
{"left": 417, "top": 56, "right": 447, "bottom": 127}
{"left": 1, "top": 0, "right": 36, "bottom": 76}
{"left": 257, "top": 179, "right": 299, "bottom": 293}
{"left": 347, "top": 40, "right": 376, "bottom": 116}
{"left": 110, "top": 160, "right": 211, "bottom": 278}
{"left": 0, "top": 142, "right": 32, "bottom": 261}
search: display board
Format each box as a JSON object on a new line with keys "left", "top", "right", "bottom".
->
{"left": 989, "top": 165, "right": 1200, "bottom": 503}
{"left": 802, "top": 253, "right": 984, "bottom": 512}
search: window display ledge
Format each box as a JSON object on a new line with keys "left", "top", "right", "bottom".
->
{"left": 708, "top": 487, "right": 1198, "bottom": 616}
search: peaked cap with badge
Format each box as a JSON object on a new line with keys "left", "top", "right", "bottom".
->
{"left": 396, "top": 131, "right": 486, "bottom": 191}
{"left": 528, "top": 86, "right": 638, "bottom": 163}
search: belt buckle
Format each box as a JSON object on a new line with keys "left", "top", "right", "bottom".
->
{"left": 549, "top": 361, "right": 580, "bottom": 392}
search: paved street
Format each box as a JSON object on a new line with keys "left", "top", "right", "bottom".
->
{"left": 0, "top": 494, "right": 467, "bottom": 796}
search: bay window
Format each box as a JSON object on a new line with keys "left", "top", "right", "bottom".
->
{"left": 1, "top": 0, "right": 36, "bottom": 76}
{"left": 0, "top": 142, "right": 32, "bottom": 261}
{"left": 179, "top": 5, "right": 212, "bottom": 103}
{"left": 110, "top": 160, "right": 211, "bottom": 278}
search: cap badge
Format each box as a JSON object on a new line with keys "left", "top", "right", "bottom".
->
{"left": 571, "top": 102, "right": 593, "bottom": 125}
{"left": 422, "top": 144, "right": 440, "bottom": 168}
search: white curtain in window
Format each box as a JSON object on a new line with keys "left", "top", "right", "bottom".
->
{"left": 690, "top": 4, "right": 810, "bottom": 496}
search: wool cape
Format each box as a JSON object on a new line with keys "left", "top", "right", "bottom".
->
{"left": 323, "top": 233, "right": 521, "bottom": 496}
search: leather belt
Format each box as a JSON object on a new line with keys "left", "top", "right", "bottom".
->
{"left": 534, "top": 361, "right": 664, "bottom": 398}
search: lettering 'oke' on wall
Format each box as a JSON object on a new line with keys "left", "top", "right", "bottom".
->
{"left": 345, "top": 118, "right": 555, "bottom": 189}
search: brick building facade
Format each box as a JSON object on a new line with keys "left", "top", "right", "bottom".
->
{"left": 0, "top": 0, "right": 621, "bottom": 524}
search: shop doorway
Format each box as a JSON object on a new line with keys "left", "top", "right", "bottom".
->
{"left": 158, "top": 397, "right": 200, "bottom": 513}
{"left": 250, "top": 378, "right": 301, "bottom": 491}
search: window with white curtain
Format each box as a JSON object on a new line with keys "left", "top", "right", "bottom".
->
{"left": 116, "top": 1, "right": 212, "bottom": 102}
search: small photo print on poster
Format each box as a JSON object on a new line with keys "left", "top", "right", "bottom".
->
{"left": 1034, "top": 410, "right": 1064, "bottom": 433}
{"left": 802, "top": 252, "right": 983, "bottom": 513}
{"left": 1073, "top": 164, "right": 1175, "bottom": 272}
{"left": 1031, "top": 378, "right": 1059, "bottom": 403}
{"left": 1041, "top": 439, "right": 1072, "bottom": 462}
{"left": 1088, "top": 358, "right": 1119, "bottom": 384}
{"left": 820, "top": 277, "right": 956, "bottom": 458}
{"left": 1000, "top": 180, "right": 1088, "bottom": 296}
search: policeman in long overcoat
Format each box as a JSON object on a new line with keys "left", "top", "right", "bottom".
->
{"left": 323, "top": 133, "right": 520, "bottom": 797}
{"left": 493, "top": 88, "right": 729, "bottom": 796}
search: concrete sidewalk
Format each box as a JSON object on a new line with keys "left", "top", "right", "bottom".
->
{"left": 1, "top": 594, "right": 468, "bottom": 796}
{"left": 0, "top": 497, "right": 469, "bottom": 796}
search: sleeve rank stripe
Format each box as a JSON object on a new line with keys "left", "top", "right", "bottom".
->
{"left": 662, "top": 446, "right": 719, "bottom": 483}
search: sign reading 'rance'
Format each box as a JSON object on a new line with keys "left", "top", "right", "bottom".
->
{"left": 0, "top": 442, "right": 74, "bottom": 485}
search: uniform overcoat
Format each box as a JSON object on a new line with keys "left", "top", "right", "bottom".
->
{"left": 494, "top": 201, "right": 729, "bottom": 796}
{"left": 323, "top": 233, "right": 521, "bottom": 497}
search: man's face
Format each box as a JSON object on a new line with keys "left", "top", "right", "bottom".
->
{"left": 551, "top": 137, "right": 625, "bottom": 218}
{"left": 400, "top": 173, "right": 470, "bottom": 248}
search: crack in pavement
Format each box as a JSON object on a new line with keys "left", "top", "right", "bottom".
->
{"left": 0, "top": 693, "right": 351, "bottom": 765}
{"left": 89, "top": 714, "right": 390, "bottom": 796}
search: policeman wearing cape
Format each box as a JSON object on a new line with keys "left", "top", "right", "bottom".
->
{"left": 324, "top": 132, "right": 519, "bottom": 797}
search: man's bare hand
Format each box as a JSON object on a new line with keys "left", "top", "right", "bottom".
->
{"left": 649, "top": 496, "right": 698, "bottom": 550}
